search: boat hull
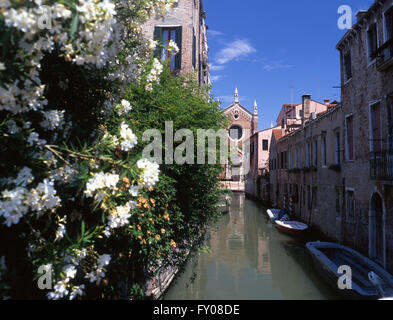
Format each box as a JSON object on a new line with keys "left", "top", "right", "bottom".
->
{"left": 307, "top": 242, "right": 393, "bottom": 299}
{"left": 275, "top": 220, "right": 308, "bottom": 237}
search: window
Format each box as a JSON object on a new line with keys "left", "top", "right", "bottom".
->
{"left": 346, "top": 190, "right": 355, "bottom": 222}
{"left": 229, "top": 125, "right": 243, "bottom": 140}
{"left": 343, "top": 51, "right": 352, "bottom": 83}
{"left": 192, "top": 29, "right": 196, "bottom": 69}
{"left": 367, "top": 23, "right": 378, "bottom": 62}
{"left": 385, "top": 6, "right": 393, "bottom": 41}
{"left": 313, "top": 140, "right": 318, "bottom": 167}
{"left": 322, "top": 136, "right": 327, "bottom": 167}
{"left": 370, "top": 103, "right": 382, "bottom": 153}
{"left": 262, "top": 140, "right": 269, "bottom": 151}
{"left": 335, "top": 132, "right": 341, "bottom": 165}
{"left": 346, "top": 116, "right": 354, "bottom": 160}
{"left": 154, "top": 26, "right": 182, "bottom": 70}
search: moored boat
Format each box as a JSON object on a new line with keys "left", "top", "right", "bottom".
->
{"left": 275, "top": 220, "right": 309, "bottom": 236}
{"left": 307, "top": 242, "right": 393, "bottom": 299}
{"left": 219, "top": 194, "right": 231, "bottom": 214}
{"left": 266, "top": 208, "right": 286, "bottom": 223}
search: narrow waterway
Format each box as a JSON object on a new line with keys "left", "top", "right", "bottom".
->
{"left": 165, "top": 193, "right": 341, "bottom": 300}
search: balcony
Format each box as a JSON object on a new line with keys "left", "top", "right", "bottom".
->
{"left": 374, "top": 38, "right": 393, "bottom": 72}
{"left": 370, "top": 150, "right": 393, "bottom": 180}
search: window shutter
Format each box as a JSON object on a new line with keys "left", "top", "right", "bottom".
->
{"left": 153, "top": 27, "right": 162, "bottom": 59}
{"left": 175, "top": 26, "right": 182, "bottom": 70}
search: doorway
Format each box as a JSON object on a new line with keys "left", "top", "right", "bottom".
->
{"left": 369, "top": 193, "right": 385, "bottom": 266}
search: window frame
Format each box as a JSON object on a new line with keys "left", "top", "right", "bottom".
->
{"left": 345, "top": 114, "right": 355, "bottom": 161}
{"left": 322, "top": 135, "right": 327, "bottom": 167}
{"left": 343, "top": 50, "right": 352, "bottom": 84}
{"left": 367, "top": 22, "right": 378, "bottom": 65}
{"left": 369, "top": 101, "right": 382, "bottom": 154}
{"left": 383, "top": 6, "right": 393, "bottom": 43}
{"left": 262, "top": 139, "right": 269, "bottom": 151}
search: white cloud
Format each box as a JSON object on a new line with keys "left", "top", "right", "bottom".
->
{"left": 211, "top": 75, "right": 222, "bottom": 82}
{"left": 215, "top": 39, "right": 256, "bottom": 65}
{"left": 208, "top": 30, "right": 224, "bottom": 37}
{"left": 210, "top": 63, "right": 225, "bottom": 71}
{"left": 262, "top": 61, "right": 293, "bottom": 71}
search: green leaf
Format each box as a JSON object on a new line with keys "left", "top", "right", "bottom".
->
{"left": 81, "top": 220, "right": 85, "bottom": 237}
{"left": 70, "top": 13, "right": 79, "bottom": 39}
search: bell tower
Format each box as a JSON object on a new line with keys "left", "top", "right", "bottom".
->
{"left": 252, "top": 100, "right": 259, "bottom": 134}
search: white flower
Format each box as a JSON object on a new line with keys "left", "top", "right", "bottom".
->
{"left": 0, "top": 62, "right": 5, "bottom": 71}
{"left": 119, "top": 122, "right": 137, "bottom": 152}
{"left": 40, "top": 110, "right": 65, "bottom": 131}
{"left": 6, "top": 120, "right": 20, "bottom": 134}
{"left": 107, "top": 203, "right": 134, "bottom": 229}
{"left": 63, "top": 265, "right": 77, "bottom": 280}
{"left": 129, "top": 185, "right": 140, "bottom": 197}
{"left": 13, "top": 167, "right": 34, "bottom": 187}
{"left": 85, "top": 267, "right": 106, "bottom": 285}
{"left": 97, "top": 254, "right": 111, "bottom": 267}
{"left": 0, "top": 187, "right": 28, "bottom": 227}
{"left": 167, "top": 40, "right": 179, "bottom": 53}
{"left": 148, "top": 39, "right": 157, "bottom": 51}
{"left": 116, "top": 99, "right": 132, "bottom": 116}
{"left": 0, "top": 0, "right": 11, "bottom": 9}
{"left": 84, "top": 172, "right": 120, "bottom": 200}
{"left": 69, "top": 285, "right": 85, "bottom": 300}
{"left": 55, "top": 223, "right": 66, "bottom": 242}
{"left": 24, "top": 179, "right": 61, "bottom": 215}
{"left": 137, "top": 159, "right": 160, "bottom": 188}
{"left": 27, "top": 132, "right": 47, "bottom": 147}
{"left": 47, "top": 280, "right": 69, "bottom": 300}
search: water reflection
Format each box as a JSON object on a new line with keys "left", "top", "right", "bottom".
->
{"left": 165, "top": 194, "right": 340, "bottom": 300}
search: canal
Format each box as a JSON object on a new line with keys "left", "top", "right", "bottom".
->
{"left": 165, "top": 193, "right": 341, "bottom": 300}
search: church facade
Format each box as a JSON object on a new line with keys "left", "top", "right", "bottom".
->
{"left": 220, "top": 89, "right": 258, "bottom": 188}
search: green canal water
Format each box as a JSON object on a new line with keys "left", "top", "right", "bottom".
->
{"left": 164, "top": 193, "right": 342, "bottom": 300}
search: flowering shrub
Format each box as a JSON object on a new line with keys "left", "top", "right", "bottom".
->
{"left": 0, "top": 0, "right": 184, "bottom": 300}
{"left": 0, "top": 0, "right": 225, "bottom": 300}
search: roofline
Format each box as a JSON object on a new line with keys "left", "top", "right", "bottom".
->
{"left": 336, "top": 0, "right": 384, "bottom": 50}
{"left": 278, "top": 103, "right": 343, "bottom": 141}
{"left": 222, "top": 102, "right": 254, "bottom": 116}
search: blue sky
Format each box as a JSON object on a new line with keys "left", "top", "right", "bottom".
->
{"left": 204, "top": 0, "right": 374, "bottom": 130}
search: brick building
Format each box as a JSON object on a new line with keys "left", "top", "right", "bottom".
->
{"left": 220, "top": 89, "right": 258, "bottom": 189}
{"left": 269, "top": 0, "right": 393, "bottom": 273}
{"left": 142, "top": 0, "right": 210, "bottom": 85}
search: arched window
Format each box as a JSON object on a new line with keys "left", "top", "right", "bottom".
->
{"left": 229, "top": 125, "right": 243, "bottom": 140}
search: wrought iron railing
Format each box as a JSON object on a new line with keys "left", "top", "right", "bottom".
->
{"left": 370, "top": 150, "right": 393, "bottom": 180}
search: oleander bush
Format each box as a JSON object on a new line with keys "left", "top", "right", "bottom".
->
{"left": 0, "top": 0, "right": 225, "bottom": 300}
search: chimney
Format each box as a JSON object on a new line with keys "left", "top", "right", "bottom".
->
{"left": 324, "top": 99, "right": 330, "bottom": 106}
{"left": 302, "top": 94, "right": 311, "bottom": 127}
